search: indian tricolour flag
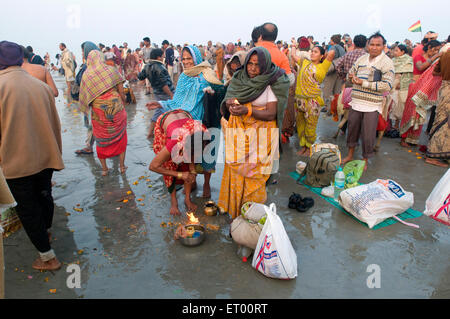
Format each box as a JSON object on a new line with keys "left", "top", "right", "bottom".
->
{"left": 408, "top": 20, "right": 422, "bottom": 32}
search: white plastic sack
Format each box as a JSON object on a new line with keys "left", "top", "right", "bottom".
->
{"left": 231, "top": 216, "right": 262, "bottom": 250}
{"left": 424, "top": 169, "right": 450, "bottom": 226}
{"left": 338, "top": 179, "right": 414, "bottom": 229}
{"left": 321, "top": 184, "right": 334, "bottom": 198}
{"left": 252, "top": 203, "right": 298, "bottom": 279}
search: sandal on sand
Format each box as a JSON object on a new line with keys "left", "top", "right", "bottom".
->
{"left": 288, "top": 193, "right": 303, "bottom": 210}
{"left": 296, "top": 197, "right": 314, "bottom": 213}
{"left": 101, "top": 169, "right": 109, "bottom": 176}
{"left": 75, "top": 148, "right": 93, "bottom": 155}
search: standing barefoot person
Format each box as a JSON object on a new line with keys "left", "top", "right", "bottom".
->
{"left": 0, "top": 41, "right": 64, "bottom": 270}
{"left": 59, "top": 43, "right": 76, "bottom": 102}
{"left": 149, "top": 110, "right": 210, "bottom": 215}
{"left": 80, "top": 50, "right": 128, "bottom": 176}
{"left": 290, "top": 45, "right": 335, "bottom": 156}
{"left": 341, "top": 32, "right": 395, "bottom": 170}
{"left": 425, "top": 49, "right": 450, "bottom": 167}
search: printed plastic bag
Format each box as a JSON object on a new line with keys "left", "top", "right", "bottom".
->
{"left": 424, "top": 169, "right": 450, "bottom": 226}
{"left": 231, "top": 216, "right": 262, "bottom": 250}
{"left": 343, "top": 160, "right": 366, "bottom": 188}
{"left": 338, "top": 179, "right": 414, "bottom": 229}
{"left": 252, "top": 203, "right": 298, "bottom": 279}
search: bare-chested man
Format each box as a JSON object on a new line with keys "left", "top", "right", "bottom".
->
{"left": 21, "top": 46, "right": 58, "bottom": 97}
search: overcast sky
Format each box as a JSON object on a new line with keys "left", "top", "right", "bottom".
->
{"left": 1, "top": 0, "right": 448, "bottom": 63}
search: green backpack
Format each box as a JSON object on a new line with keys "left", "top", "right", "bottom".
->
{"left": 301, "top": 149, "right": 340, "bottom": 188}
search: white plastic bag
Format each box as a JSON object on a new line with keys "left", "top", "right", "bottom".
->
{"left": 321, "top": 184, "right": 334, "bottom": 198}
{"left": 424, "top": 169, "right": 450, "bottom": 226}
{"left": 252, "top": 203, "right": 298, "bottom": 279}
{"left": 230, "top": 216, "right": 262, "bottom": 250}
{"left": 338, "top": 179, "right": 414, "bottom": 229}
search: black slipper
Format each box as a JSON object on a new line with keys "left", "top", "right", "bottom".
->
{"left": 288, "top": 193, "right": 302, "bottom": 209}
{"left": 296, "top": 197, "right": 314, "bottom": 213}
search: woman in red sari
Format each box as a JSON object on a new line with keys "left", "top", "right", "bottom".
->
{"left": 80, "top": 50, "right": 128, "bottom": 176}
{"left": 149, "top": 109, "right": 210, "bottom": 215}
{"left": 399, "top": 60, "right": 443, "bottom": 147}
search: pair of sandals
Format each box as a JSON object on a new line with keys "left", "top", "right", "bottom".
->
{"left": 384, "top": 129, "right": 400, "bottom": 138}
{"left": 288, "top": 193, "right": 314, "bottom": 213}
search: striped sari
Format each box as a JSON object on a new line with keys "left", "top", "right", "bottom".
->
{"left": 91, "top": 89, "right": 127, "bottom": 159}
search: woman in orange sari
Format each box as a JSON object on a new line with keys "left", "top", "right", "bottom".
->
{"left": 218, "top": 47, "right": 290, "bottom": 219}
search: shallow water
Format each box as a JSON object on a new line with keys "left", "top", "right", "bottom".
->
{"left": 4, "top": 74, "right": 450, "bottom": 298}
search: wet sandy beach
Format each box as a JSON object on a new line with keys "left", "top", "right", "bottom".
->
{"left": 3, "top": 74, "right": 449, "bottom": 298}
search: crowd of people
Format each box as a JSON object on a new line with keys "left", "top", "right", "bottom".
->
{"left": 0, "top": 22, "right": 448, "bottom": 270}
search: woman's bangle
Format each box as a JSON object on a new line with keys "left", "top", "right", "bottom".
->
{"left": 246, "top": 104, "right": 252, "bottom": 118}
{"left": 177, "top": 172, "right": 182, "bottom": 179}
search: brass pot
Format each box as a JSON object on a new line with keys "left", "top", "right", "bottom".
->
{"left": 204, "top": 201, "right": 218, "bottom": 216}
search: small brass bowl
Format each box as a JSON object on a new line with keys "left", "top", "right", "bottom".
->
{"left": 204, "top": 201, "right": 218, "bottom": 216}
{"left": 179, "top": 224, "right": 205, "bottom": 247}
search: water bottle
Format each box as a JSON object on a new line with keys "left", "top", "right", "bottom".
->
{"left": 334, "top": 167, "right": 345, "bottom": 200}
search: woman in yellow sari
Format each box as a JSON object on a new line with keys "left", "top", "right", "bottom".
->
{"left": 291, "top": 46, "right": 335, "bottom": 155}
{"left": 218, "top": 47, "right": 290, "bottom": 219}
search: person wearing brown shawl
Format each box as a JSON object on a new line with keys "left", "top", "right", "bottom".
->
{"left": 0, "top": 41, "right": 64, "bottom": 271}
{"left": 215, "top": 42, "right": 225, "bottom": 81}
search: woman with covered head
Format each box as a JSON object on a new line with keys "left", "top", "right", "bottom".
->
{"left": 79, "top": 50, "right": 128, "bottom": 176}
{"left": 390, "top": 44, "right": 414, "bottom": 131}
{"left": 74, "top": 41, "right": 101, "bottom": 155}
{"left": 149, "top": 110, "right": 213, "bottom": 215}
{"left": 218, "top": 46, "right": 290, "bottom": 219}
{"left": 147, "top": 45, "right": 224, "bottom": 199}
{"left": 224, "top": 51, "right": 247, "bottom": 86}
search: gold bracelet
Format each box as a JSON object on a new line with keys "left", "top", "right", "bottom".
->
{"left": 177, "top": 172, "right": 182, "bottom": 179}
{"left": 246, "top": 104, "right": 252, "bottom": 118}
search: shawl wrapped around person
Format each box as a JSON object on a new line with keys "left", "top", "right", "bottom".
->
{"left": 0, "top": 41, "right": 64, "bottom": 180}
{"left": 220, "top": 47, "right": 290, "bottom": 126}
{"left": 124, "top": 52, "right": 139, "bottom": 81}
{"left": 218, "top": 47, "right": 289, "bottom": 219}
{"left": 79, "top": 50, "right": 127, "bottom": 159}
{"left": 224, "top": 51, "right": 247, "bottom": 85}
{"left": 400, "top": 60, "right": 443, "bottom": 144}
{"left": 61, "top": 47, "right": 75, "bottom": 81}
{"left": 215, "top": 43, "right": 225, "bottom": 81}
{"left": 159, "top": 45, "right": 224, "bottom": 121}
{"left": 76, "top": 41, "right": 100, "bottom": 86}
{"left": 391, "top": 54, "right": 414, "bottom": 120}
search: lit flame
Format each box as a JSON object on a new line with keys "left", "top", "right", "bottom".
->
{"left": 187, "top": 212, "right": 199, "bottom": 224}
